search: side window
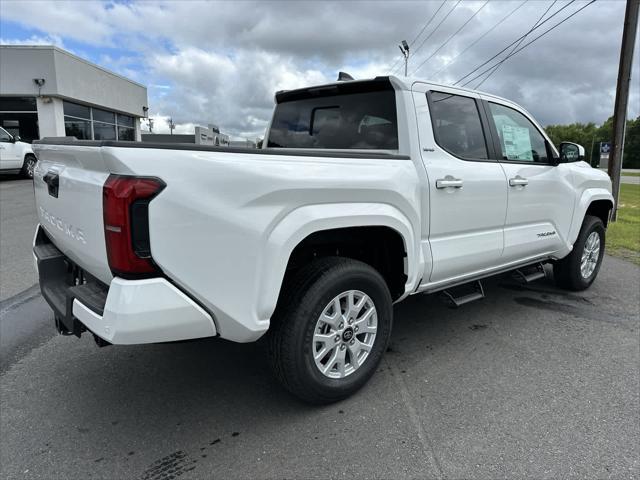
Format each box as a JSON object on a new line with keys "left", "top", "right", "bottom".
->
{"left": 488, "top": 102, "right": 549, "bottom": 163}
{"left": 0, "top": 128, "right": 12, "bottom": 143}
{"left": 428, "top": 92, "right": 488, "bottom": 160}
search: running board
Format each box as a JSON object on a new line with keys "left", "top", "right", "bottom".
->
{"left": 440, "top": 280, "right": 485, "bottom": 308}
{"left": 513, "top": 262, "right": 546, "bottom": 284}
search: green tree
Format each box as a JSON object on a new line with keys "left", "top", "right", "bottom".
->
{"left": 544, "top": 116, "right": 639, "bottom": 168}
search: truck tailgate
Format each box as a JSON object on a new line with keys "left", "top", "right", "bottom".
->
{"left": 33, "top": 145, "right": 113, "bottom": 285}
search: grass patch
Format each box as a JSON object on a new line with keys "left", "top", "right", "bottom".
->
{"left": 622, "top": 172, "right": 640, "bottom": 177}
{"left": 607, "top": 183, "right": 640, "bottom": 264}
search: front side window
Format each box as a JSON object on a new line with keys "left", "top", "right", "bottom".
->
{"left": 0, "top": 127, "right": 12, "bottom": 142}
{"left": 428, "top": 92, "right": 488, "bottom": 160}
{"left": 268, "top": 84, "right": 398, "bottom": 150}
{"left": 488, "top": 102, "right": 549, "bottom": 163}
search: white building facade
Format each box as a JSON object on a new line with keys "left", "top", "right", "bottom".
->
{"left": 0, "top": 45, "right": 148, "bottom": 142}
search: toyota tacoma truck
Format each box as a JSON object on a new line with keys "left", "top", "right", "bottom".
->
{"left": 32, "top": 76, "right": 613, "bottom": 403}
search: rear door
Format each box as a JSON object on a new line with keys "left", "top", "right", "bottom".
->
{"left": 481, "top": 98, "right": 575, "bottom": 262}
{"left": 413, "top": 85, "right": 508, "bottom": 285}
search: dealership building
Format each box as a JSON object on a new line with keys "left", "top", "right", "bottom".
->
{"left": 0, "top": 45, "right": 147, "bottom": 142}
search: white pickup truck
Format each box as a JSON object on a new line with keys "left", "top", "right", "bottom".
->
{"left": 0, "top": 126, "right": 37, "bottom": 178}
{"left": 32, "top": 76, "right": 613, "bottom": 403}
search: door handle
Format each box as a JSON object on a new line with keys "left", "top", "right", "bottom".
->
{"left": 509, "top": 176, "right": 529, "bottom": 187}
{"left": 436, "top": 177, "right": 463, "bottom": 189}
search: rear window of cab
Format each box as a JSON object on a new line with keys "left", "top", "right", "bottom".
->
{"left": 268, "top": 81, "right": 398, "bottom": 150}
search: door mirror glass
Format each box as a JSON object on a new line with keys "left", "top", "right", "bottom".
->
{"left": 559, "top": 142, "right": 585, "bottom": 163}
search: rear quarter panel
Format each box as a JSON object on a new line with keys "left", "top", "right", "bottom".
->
{"left": 104, "top": 147, "right": 423, "bottom": 342}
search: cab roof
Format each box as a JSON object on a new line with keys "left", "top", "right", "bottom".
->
{"left": 275, "top": 75, "right": 515, "bottom": 107}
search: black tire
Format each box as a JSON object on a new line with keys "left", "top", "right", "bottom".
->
{"left": 554, "top": 215, "right": 605, "bottom": 291}
{"left": 267, "top": 257, "right": 393, "bottom": 404}
{"left": 21, "top": 154, "right": 37, "bottom": 179}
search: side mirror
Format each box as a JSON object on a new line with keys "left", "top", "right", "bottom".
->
{"left": 559, "top": 142, "right": 585, "bottom": 163}
{"left": 12, "top": 135, "right": 21, "bottom": 143}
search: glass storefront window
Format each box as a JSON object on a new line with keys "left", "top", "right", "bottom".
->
{"left": 94, "top": 122, "right": 117, "bottom": 140}
{"left": 63, "top": 101, "right": 91, "bottom": 120}
{"left": 45, "top": 101, "right": 137, "bottom": 141}
{"left": 0, "top": 114, "right": 39, "bottom": 142}
{"left": 117, "top": 114, "right": 134, "bottom": 128}
{"left": 93, "top": 108, "right": 116, "bottom": 124}
{"left": 117, "top": 127, "right": 135, "bottom": 141}
{"left": 0, "top": 97, "right": 37, "bottom": 111}
{"left": 64, "top": 118, "right": 91, "bottom": 139}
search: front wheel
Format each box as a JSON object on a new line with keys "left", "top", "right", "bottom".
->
{"left": 21, "top": 154, "right": 37, "bottom": 179}
{"left": 267, "top": 257, "right": 393, "bottom": 404}
{"left": 554, "top": 215, "right": 605, "bottom": 291}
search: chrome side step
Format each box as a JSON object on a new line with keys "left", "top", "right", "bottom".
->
{"left": 440, "top": 280, "right": 485, "bottom": 308}
{"left": 513, "top": 262, "right": 546, "bottom": 284}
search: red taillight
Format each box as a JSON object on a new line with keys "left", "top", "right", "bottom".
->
{"left": 103, "top": 175, "right": 165, "bottom": 278}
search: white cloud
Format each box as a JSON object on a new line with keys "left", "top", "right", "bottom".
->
{"left": 0, "top": 34, "right": 65, "bottom": 49}
{"left": 2, "top": 0, "right": 637, "bottom": 138}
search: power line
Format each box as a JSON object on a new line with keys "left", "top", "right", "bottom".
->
{"left": 473, "top": 0, "right": 557, "bottom": 89}
{"left": 410, "top": 0, "right": 490, "bottom": 77}
{"left": 409, "top": 0, "right": 448, "bottom": 46}
{"left": 453, "top": 0, "right": 576, "bottom": 86}
{"left": 460, "top": 0, "right": 596, "bottom": 88}
{"left": 430, "top": 0, "right": 528, "bottom": 79}
{"left": 387, "top": 0, "right": 447, "bottom": 74}
{"left": 393, "top": 0, "right": 462, "bottom": 74}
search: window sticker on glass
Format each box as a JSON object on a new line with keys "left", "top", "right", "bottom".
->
{"left": 501, "top": 124, "right": 533, "bottom": 161}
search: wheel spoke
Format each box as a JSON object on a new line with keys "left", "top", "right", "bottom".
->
{"left": 357, "top": 323, "right": 377, "bottom": 335}
{"left": 336, "top": 348, "right": 346, "bottom": 376}
{"left": 313, "top": 332, "right": 336, "bottom": 344}
{"left": 355, "top": 307, "right": 375, "bottom": 326}
{"left": 322, "top": 349, "right": 340, "bottom": 375}
{"left": 314, "top": 344, "right": 333, "bottom": 361}
{"left": 348, "top": 344, "right": 360, "bottom": 369}
{"left": 352, "top": 294, "right": 366, "bottom": 316}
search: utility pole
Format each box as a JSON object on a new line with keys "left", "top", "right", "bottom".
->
{"left": 399, "top": 40, "right": 410, "bottom": 76}
{"left": 168, "top": 117, "right": 175, "bottom": 135}
{"left": 608, "top": 0, "right": 639, "bottom": 221}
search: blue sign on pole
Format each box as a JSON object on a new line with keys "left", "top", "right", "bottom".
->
{"left": 600, "top": 142, "right": 611, "bottom": 154}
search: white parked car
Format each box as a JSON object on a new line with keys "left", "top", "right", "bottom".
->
{"left": 32, "top": 76, "right": 613, "bottom": 403}
{"left": 0, "top": 127, "right": 37, "bottom": 178}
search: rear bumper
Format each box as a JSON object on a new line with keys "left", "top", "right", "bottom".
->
{"left": 34, "top": 225, "right": 217, "bottom": 345}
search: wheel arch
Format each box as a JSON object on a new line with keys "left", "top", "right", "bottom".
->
{"left": 568, "top": 188, "right": 614, "bottom": 247}
{"left": 256, "top": 203, "right": 422, "bottom": 322}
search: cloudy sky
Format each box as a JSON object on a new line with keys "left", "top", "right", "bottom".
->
{"left": 1, "top": 0, "right": 638, "bottom": 139}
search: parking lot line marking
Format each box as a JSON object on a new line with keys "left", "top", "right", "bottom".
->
{"left": 384, "top": 356, "right": 444, "bottom": 479}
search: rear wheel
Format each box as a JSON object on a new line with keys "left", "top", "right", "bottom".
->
{"left": 21, "top": 154, "right": 36, "bottom": 179}
{"left": 267, "top": 257, "right": 393, "bottom": 404}
{"left": 554, "top": 215, "right": 605, "bottom": 291}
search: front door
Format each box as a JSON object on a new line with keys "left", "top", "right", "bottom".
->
{"left": 414, "top": 86, "right": 508, "bottom": 285}
{"left": 482, "top": 99, "right": 575, "bottom": 262}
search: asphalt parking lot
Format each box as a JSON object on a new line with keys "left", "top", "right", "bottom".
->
{"left": 1, "top": 176, "right": 639, "bottom": 479}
